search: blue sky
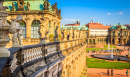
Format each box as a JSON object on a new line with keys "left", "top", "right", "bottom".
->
{"left": 49, "top": 0, "right": 130, "bottom": 26}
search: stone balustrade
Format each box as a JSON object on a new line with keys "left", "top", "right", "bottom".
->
{"left": 60, "top": 38, "right": 86, "bottom": 56}
{"left": 0, "top": 42, "right": 65, "bottom": 77}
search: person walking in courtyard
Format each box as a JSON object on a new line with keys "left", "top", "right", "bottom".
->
{"left": 126, "top": 70, "right": 129, "bottom": 76}
{"left": 107, "top": 69, "right": 109, "bottom": 76}
{"left": 111, "top": 69, "right": 113, "bottom": 76}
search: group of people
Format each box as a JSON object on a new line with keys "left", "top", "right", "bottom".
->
{"left": 107, "top": 69, "right": 129, "bottom": 76}
{"left": 107, "top": 69, "right": 113, "bottom": 76}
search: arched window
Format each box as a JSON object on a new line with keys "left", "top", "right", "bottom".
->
{"left": 86, "top": 32, "right": 88, "bottom": 37}
{"left": 124, "top": 31, "right": 126, "bottom": 36}
{"left": 53, "top": 22, "right": 55, "bottom": 35}
{"left": 89, "top": 39, "right": 92, "bottom": 44}
{"left": 112, "top": 31, "right": 115, "bottom": 36}
{"left": 48, "top": 21, "right": 51, "bottom": 34}
{"left": 20, "top": 20, "right": 26, "bottom": 38}
{"left": 31, "top": 20, "right": 41, "bottom": 38}
{"left": 118, "top": 31, "right": 120, "bottom": 36}
{"left": 93, "top": 39, "right": 95, "bottom": 44}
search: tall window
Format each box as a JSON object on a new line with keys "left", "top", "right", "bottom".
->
{"left": 20, "top": 20, "right": 26, "bottom": 38}
{"left": 31, "top": 20, "right": 41, "bottom": 38}
{"left": 86, "top": 32, "right": 88, "bottom": 37}
{"left": 124, "top": 31, "right": 126, "bottom": 36}
{"left": 93, "top": 39, "right": 95, "bottom": 44}
{"left": 112, "top": 31, "right": 115, "bottom": 36}
{"left": 54, "top": 22, "right": 55, "bottom": 35}
{"left": 89, "top": 39, "right": 92, "bottom": 44}
{"left": 118, "top": 31, "right": 120, "bottom": 36}
{"left": 48, "top": 21, "right": 51, "bottom": 34}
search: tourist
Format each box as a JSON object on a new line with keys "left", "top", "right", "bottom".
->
{"left": 126, "top": 70, "right": 129, "bottom": 76}
{"left": 111, "top": 69, "right": 113, "bottom": 76}
{"left": 107, "top": 69, "right": 109, "bottom": 76}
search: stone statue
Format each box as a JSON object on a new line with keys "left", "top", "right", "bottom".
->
{"left": 27, "top": 2, "right": 30, "bottom": 11}
{"left": 9, "top": 15, "right": 23, "bottom": 47}
{"left": 58, "top": 9, "right": 61, "bottom": 16}
{"left": 43, "top": 0, "right": 48, "bottom": 10}
{"left": 54, "top": 26, "right": 59, "bottom": 42}
{"left": 47, "top": 0, "right": 49, "bottom": 10}
{"left": 38, "top": 23, "right": 49, "bottom": 44}
{"left": 11, "top": 3, "right": 15, "bottom": 11}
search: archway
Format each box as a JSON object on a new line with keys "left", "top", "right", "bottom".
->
{"left": 117, "top": 38, "right": 120, "bottom": 44}
{"left": 48, "top": 21, "right": 51, "bottom": 34}
{"left": 89, "top": 39, "right": 92, "bottom": 44}
{"left": 31, "top": 20, "right": 41, "bottom": 38}
{"left": 112, "top": 39, "right": 114, "bottom": 44}
{"left": 53, "top": 22, "right": 56, "bottom": 35}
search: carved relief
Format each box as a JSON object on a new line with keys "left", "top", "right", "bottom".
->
{"left": 10, "top": 53, "right": 18, "bottom": 73}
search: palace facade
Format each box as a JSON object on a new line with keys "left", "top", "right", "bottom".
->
{"left": 4, "top": 0, "right": 62, "bottom": 46}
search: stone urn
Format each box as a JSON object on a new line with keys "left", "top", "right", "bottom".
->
{"left": 0, "top": 2, "right": 10, "bottom": 57}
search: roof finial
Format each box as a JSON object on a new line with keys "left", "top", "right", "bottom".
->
{"left": 84, "top": 23, "right": 85, "bottom": 26}
{"left": 118, "top": 22, "right": 120, "bottom": 26}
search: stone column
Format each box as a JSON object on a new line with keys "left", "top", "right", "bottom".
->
{"left": 0, "top": 2, "right": 10, "bottom": 57}
{"left": 26, "top": 18, "right": 31, "bottom": 38}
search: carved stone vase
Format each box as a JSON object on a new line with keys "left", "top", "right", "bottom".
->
{"left": 0, "top": 2, "right": 10, "bottom": 57}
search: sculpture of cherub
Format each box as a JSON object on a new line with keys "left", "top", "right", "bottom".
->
{"left": 9, "top": 15, "right": 23, "bottom": 47}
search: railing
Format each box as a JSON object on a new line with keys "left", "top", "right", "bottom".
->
{"left": 0, "top": 42, "right": 64, "bottom": 77}
{"left": 60, "top": 38, "right": 86, "bottom": 56}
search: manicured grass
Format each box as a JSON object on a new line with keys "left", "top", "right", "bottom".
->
{"left": 87, "top": 58, "right": 130, "bottom": 69}
{"left": 103, "top": 45, "right": 117, "bottom": 48}
{"left": 86, "top": 45, "right": 117, "bottom": 52}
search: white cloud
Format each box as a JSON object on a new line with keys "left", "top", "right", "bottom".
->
{"left": 116, "top": 11, "right": 123, "bottom": 14}
{"left": 93, "top": 17, "right": 97, "bottom": 18}
{"left": 107, "top": 13, "right": 111, "bottom": 15}
{"left": 62, "top": 19, "right": 77, "bottom": 21}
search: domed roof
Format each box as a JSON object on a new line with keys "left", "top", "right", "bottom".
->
{"left": 110, "top": 24, "right": 127, "bottom": 29}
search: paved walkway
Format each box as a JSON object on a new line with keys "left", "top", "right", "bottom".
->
{"left": 87, "top": 68, "right": 130, "bottom": 77}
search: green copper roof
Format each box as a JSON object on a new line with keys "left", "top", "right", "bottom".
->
{"left": 3, "top": 0, "right": 53, "bottom": 12}
{"left": 110, "top": 24, "right": 127, "bottom": 29}
{"left": 61, "top": 26, "right": 88, "bottom": 30}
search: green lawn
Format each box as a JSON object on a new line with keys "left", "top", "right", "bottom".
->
{"left": 103, "top": 45, "right": 117, "bottom": 48}
{"left": 87, "top": 58, "right": 130, "bottom": 69}
{"left": 86, "top": 45, "right": 117, "bottom": 52}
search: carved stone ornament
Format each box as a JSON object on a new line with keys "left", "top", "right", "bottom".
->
{"left": 54, "top": 26, "right": 59, "bottom": 42}
{"left": 38, "top": 23, "right": 49, "bottom": 44}
{"left": 9, "top": 15, "right": 23, "bottom": 47}
{"left": 0, "top": 1, "right": 11, "bottom": 57}
{"left": 27, "top": 2, "right": 30, "bottom": 11}
{"left": 11, "top": 2, "right": 15, "bottom": 11}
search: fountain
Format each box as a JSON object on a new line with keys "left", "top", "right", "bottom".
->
{"left": 108, "top": 42, "right": 110, "bottom": 52}
{"left": 93, "top": 42, "right": 130, "bottom": 61}
{"left": 111, "top": 47, "right": 113, "bottom": 59}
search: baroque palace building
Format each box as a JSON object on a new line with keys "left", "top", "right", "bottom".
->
{"left": 4, "top": 0, "right": 62, "bottom": 46}
{"left": 85, "top": 21, "right": 130, "bottom": 47}
{"left": 1, "top": 0, "right": 87, "bottom": 77}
